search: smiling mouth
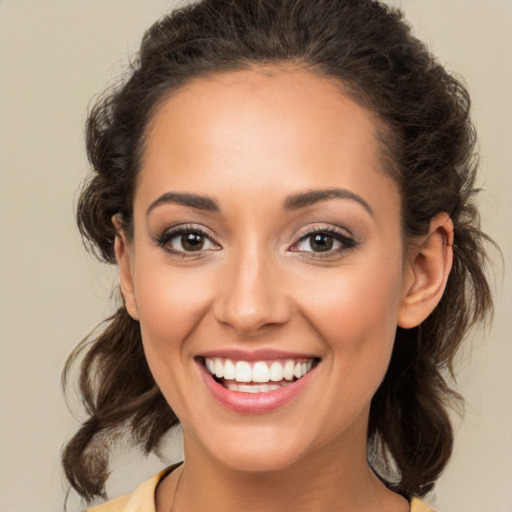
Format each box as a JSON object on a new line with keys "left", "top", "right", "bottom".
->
{"left": 202, "top": 357, "right": 320, "bottom": 394}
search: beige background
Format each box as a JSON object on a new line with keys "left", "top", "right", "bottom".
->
{"left": 0, "top": 1, "right": 510, "bottom": 511}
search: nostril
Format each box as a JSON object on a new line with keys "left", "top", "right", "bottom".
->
{"left": 212, "top": 264, "right": 291, "bottom": 334}
{"left": 213, "top": 300, "right": 291, "bottom": 336}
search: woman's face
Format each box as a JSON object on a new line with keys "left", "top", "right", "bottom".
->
{"left": 118, "top": 68, "right": 412, "bottom": 472}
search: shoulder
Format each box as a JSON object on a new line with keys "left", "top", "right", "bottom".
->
{"left": 85, "top": 464, "right": 179, "bottom": 512}
{"left": 85, "top": 468, "right": 436, "bottom": 512}
{"left": 410, "top": 496, "right": 438, "bottom": 512}
{"left": 86, "top": 493, "right": 132, "bottom": 512}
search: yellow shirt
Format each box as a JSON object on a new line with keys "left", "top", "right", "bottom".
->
{"left": 86, "top": 465, "right": 437, "bottom": 512}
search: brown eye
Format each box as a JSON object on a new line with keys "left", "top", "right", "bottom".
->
{"left": 289, "top": 228, "right": 358, "bottom": 258}
{"left": 157, "top": 227, "right": 219, "bottom": 255}
{"left": 309, "top": 233, "right": 334, "bottom": 252}
{"left": 297, "top": 232, "right": 338, "bottom": 253}
{"left": 180, "top": 232, "right": 205, "bottom": 251}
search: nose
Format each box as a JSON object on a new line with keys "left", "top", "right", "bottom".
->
{"left": 213, "top": 246, "right": 291, "bottom": 336}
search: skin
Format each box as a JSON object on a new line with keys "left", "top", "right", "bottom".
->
{"left": 115, "top": 67, "right": 453, "bottom": 512}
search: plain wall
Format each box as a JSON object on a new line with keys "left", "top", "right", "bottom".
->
{"left": 0, "top": 1, "right": 510, "bottom": 511}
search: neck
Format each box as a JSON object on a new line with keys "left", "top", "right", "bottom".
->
{"left": 157, "top": 425, "right": 408, "bottom": 512}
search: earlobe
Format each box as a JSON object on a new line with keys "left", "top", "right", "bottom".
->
{"left": 112, "top": 215, "right": 139, "bottom": 321}
{"left": 398, "top": 213, "right": 453, "bottom": 329}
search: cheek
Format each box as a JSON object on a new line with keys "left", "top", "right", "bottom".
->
{"left": 304, "top": 247, "right": 403, "bottom": 328}
{"left": 132, "top": 263, "right": 214, "bottom": 418}
{"left": 299, "top": 252, "right": 404, "bottom": 391}
{"left": 132, "top": 263, "right": 212, "bottom": 360}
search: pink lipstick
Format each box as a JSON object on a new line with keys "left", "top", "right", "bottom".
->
{"left": 197, "top": 351, "right": 319, "bottom": 414}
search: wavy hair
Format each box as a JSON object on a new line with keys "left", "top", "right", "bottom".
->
{"left": 62, "top": 0, "right": 494, "bottom": 502}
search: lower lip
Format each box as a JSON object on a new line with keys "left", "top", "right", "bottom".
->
{"left": 198, "top": 361, "right": 317, "bottom": 414}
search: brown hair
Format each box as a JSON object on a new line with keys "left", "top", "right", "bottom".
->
{"left": 62, "top": 0, "right": 494, "bottom": 502}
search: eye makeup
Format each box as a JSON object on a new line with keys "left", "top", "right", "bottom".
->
{"left": 152, "top": 221, "right": 360, "bottom": 262}
{"left": 289, "top": 225, "right": 360, "bottom": 260}
{"left": 153, "top": 223, "right": 221, "bottom": 257}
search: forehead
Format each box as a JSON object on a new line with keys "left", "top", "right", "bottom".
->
{"left": 138, "top": 67, "right": 399, "bottom": 219}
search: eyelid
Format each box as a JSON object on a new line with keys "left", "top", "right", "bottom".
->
{"left": 153, "top": 222, "right": 358, "bottom": 259}
{"left": 289, "top": 225, "right": 359, "bottom": 257}
{"left": 154, "top": 223, "right": 221, "bottom": 255}
{"left": 294, "top": 223, "right": 354, "bottom": 240}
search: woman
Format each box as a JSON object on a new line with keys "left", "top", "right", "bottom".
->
{"left": 62, "top": 0, "right": 493, "bottom": 510}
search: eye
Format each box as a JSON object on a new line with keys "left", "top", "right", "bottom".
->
{"left": 300, "top": 232, "right": 337, "bottom": 252}
{"left": 289, "top": 228, "right": 357, "bottom": 257}
{"left": 156, "top": 225, "right": 220, "bottom": 255}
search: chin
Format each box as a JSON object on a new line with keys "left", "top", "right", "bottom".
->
{"left": 190, "top": 424, "right": 312, "bottom": 473}
{"left": 214, "top": 445, "right": 305, "bottom": 473}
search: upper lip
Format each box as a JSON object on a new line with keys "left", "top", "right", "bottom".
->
{"left": 197, "top": 348, "right": 320, "bottom": 362}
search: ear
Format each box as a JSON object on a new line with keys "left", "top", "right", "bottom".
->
{"left": 398, "top": 213, "right": 453, "bottom": 329}
{"left": 112, "top": 215, "right": 139, "bottom": 320}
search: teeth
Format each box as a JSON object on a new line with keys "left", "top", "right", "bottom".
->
{"left": 205, "top": 357, "right": 316, "bottom": 384}
{"left": 224, "top": 359, "right": 236, "bottom": 380}
{"left": 225, "top": 381, "right": 294, "bottom": 393}
{"left": 206, "top": 358, "right": 215, "bottom": 374}
{"left": 214, "top": 358, "right": 224, "bottom": 378}
{"left": 269, "top": 361, "right": 283, "bottom": 381}
{"left": 283, "top": 360, "right": 295, "bottom": 380}
{"left": 235, "top": 361, "right": 252, "bottom": 382}
{"left": 252, "top": 361, "right": 269, "bottom": 383}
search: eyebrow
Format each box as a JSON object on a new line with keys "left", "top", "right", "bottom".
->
{"left": 283, "top": 188, "right": 374, "bottom": 217}
{"left": 146, "top": 192, "right": 220, "bottom": 216}
{"left": 146, "top": 187, "right": 374, "bottom": 217}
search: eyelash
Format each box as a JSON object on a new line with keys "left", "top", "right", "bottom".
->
{"left": 155, "top": 224, "right": 358, "bottom": 259}
{"left": 155, "top": 225, "right": 219, "bottom": 257}
{"left": 290, "top": 226, "right": 358, "bottom": 259}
